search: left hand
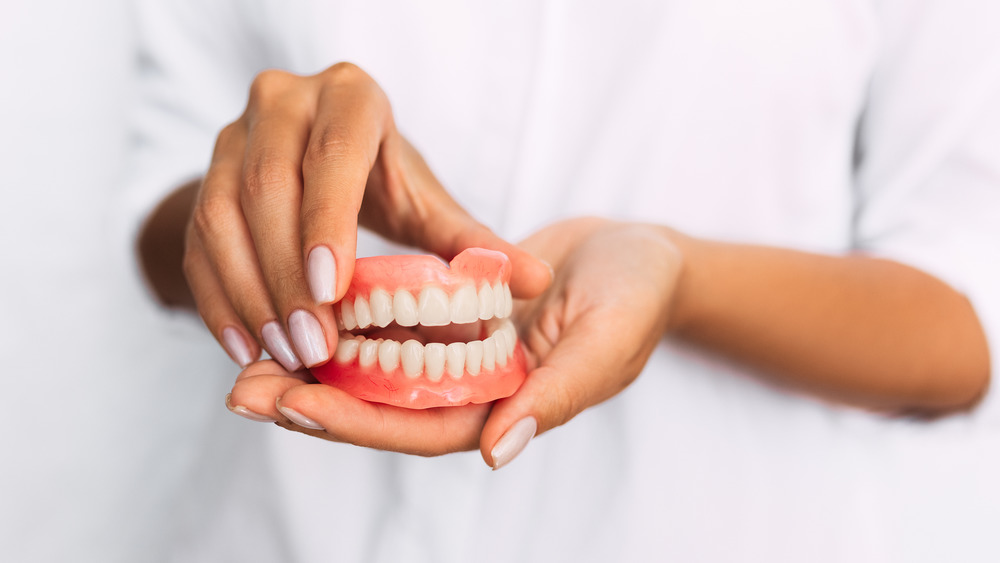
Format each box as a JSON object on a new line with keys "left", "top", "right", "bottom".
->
{"left": 227, "top": 218, "right": 685, "bottom": 467}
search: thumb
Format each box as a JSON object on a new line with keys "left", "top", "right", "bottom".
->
{"left": 430, "top": 220, "right": 553, "bottom": 299}
{"left": 479, "top": 314, "right": 620, "bottom": 470}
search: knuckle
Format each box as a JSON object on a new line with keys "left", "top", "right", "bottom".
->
{"left": 191, "top": 194, "right": 233, "bottom": 241}
{"left": 242, "top": 154, "right": 295, "bottom": 201}
{"left": 303, "top": 126, "right": 372, "bottom": 177}
{"left": 247, "top": 69, "right": 296, "bottom": 108}
{"left": 322, "top": 61, "right": 368, "bottom": 83}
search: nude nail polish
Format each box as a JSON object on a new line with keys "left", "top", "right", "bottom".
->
{"left": 278, "top": 405, "right": 325, "bottom": 430}
{"left": 222, "top": 326, "right": 255, "bottom": 367}
{"left": 491, "top": 416, "right": 537, "bottom": 470}
{"left": 225, "top": 393, "right": 276, "bottom": 423}
{"left": 261, "top": 321, "right": 303, "bottom": 372}
{"left": 307, "top": 246, "right": 337, "bottom": 303}
{"left": 289, "top": 309, "right": 329, "bottom": 367}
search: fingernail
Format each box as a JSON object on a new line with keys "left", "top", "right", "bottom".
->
{"left": 278, "top": 405, "right": 325, "bottom": 430}
{"left": 307, "top": 246, "right": 337, "bottom": 303}
{"left": 261, "top": 321, "right": 303, "bottom": 372}
{"left": 225, "top": 393, "right": 276, "bottom": 423}
{"left": 491, "top": 416, "right": 537, "bottom": 470}
{"left": 222, "top": 326, "right": 255, "bottom": 367}
{"left": 289, "top": 310, "right": 329, "bottom": 367}
{"left": 541, "top": 260, "right": 555, "bottom": 282}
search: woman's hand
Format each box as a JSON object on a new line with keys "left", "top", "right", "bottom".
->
{"left": 180, "top": 63, "right": 551, "bottom": 372}
{"left": 226, "top": 217, "right": 686, "bottom": 468}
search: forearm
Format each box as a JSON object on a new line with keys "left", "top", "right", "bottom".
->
{"left": 666, "top": 230, "right": 990, "bottom": 414}
{"left": 136, "top": 180, "right": 199, "bottom": 309}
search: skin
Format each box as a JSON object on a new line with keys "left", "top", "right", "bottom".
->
{"left": 140, "top": 63, "right": 990, "bottom": 469}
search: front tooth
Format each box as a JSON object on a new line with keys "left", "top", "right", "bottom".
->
{"left": 401, "top": 340, "right": 424, "bottom": 378}
{"left": 378, "top": 339, "right": 401, "bottom": 372}
{"left": 492, "top": 281, "right": 505, "bottom": 319}
{"left": 478, "top": 283, "right": 495, "bottom": 320}
{"left": 341, "top": 300, "right": 357, "bottom": 331}
{"left": 424, "top": 343, "right": 446, "bottom": 381}
{"left": 450, "top": 284, "right": 479, "bottom": 324}
{"left": 482, "top": 336, "right": 496, "bottom": 371}
{"left": 418, "top": 286, "right": 450, "bottom": 327}
{"left": 354, "top": 296, "right": 373, "bottom": 329}
{"left": 465, "top": 340, "right": 483, "bottom": 376}
{"left": 359, "top": 338, "right": 379, "bottom": 368}
{"left": 446, "top": 342, "right": 467, "bottom": 379}
{"left": 502, "top": 284, "right": 513, "bottom": 318}
{"left": 335, "top": 338, "right": 360, "bottom": 363}
{"left": 370, "top": 288, "right": 394, "bottom": 328}
{"left": 494, "top": 331, "right": 509, "bottom": 367}
{"left": 393, "top": 290, "right": 419, "bottom": 327}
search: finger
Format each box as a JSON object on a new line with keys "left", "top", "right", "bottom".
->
{"left": 480, "top": 312, "right": 636, "bottom": 469}
{"left": 240, "top": 71, "right": 339, "bottom": 368}
{"left": 445, "top": 223, "right": 554, "bottom": 299}
{"left": 228, "top": 359, "right": 313, "bottom": 421}
{"left": 192, "top": 121, "right": 303, "bottom": 371}
{"left": 300, "top": 64, "right": 391, "bottom": 305}
{"left": 183, "top": 233, "right": 260, "bottom": 367}
{"left": 275, "top": 383, "right": 491, "bottom": 456}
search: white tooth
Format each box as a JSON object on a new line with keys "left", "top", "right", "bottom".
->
{"left": 492, "top": 281, "right": 505, "bottom": 319}
{"left": 445, "top": 342, "right": 467, "bottom": 379}
{"left": 494, "top": 331, "right": 509, "bottom": 367}
{"left": 502, "top": 283, "right": 513, "bottom": 319}
{"left": 418, "top": 286, "right": 451, "bottom": 327}
{"left": 359, "top": 338, "right": 379, "bottom": 368}
{"left": 341, "top": 300, "right": 357, "bottom": 331}
{"left": 502, "top": 321, "right": 518, "bottom": 347}
{"left": 482, "top": 336, "right": 496, "bottom": 371}
{"left": 401, "top": 339, "right": 424, "bottom": 378}
{"left": 478, "top": 283, "right": 495, "bottom": 321}
{"left": 370, "top": 288, "right": 394, "bottom": 328}
{"left": 393, "top": 290, "right": 419, "bottom": 327}
{"left": 424, "top": 343, "right": 446, "bottom": 381}
{"left": 335, "top": 312, "right": 346, "bottom": 331}
{"left": 354, "top": 296, "right": 373, "bottom": 329}
{"left": 450, "top": 284, "right": 479, "bottom": 324}
{"left": 378, "top": 339, "right": 401, "bottom": 372}
{"left": 334, "top": 338, "right": 359, "bottom": 363}
{"left": 465, "top": 340, "right": 483, "bottom": 376}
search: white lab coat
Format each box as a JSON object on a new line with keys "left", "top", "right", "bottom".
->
{"left": 52, "top": 0, "right": 1000, "bottom": 561}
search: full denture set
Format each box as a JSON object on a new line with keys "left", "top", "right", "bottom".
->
{"left": 311, "top": 249, "right": 528, "bottom": 408}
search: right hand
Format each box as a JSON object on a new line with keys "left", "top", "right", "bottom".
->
{"left": 185, "top": 63, "right": 551, "bottom": 371}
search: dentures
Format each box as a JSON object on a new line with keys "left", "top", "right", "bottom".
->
{"left": 310, "top": 248, "right": 528, "bottom": 408}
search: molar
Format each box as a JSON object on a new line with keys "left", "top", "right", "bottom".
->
{"left": 401, "top": 339, "right": 424, "bottom": 378}
{"left": 335, "top": 337, "right": 359, "bottom": 363}
{"left": 370, "top": 288, "right": 394, "bottom": 328}
{"left": 450, "top": 284, "right": 479, "bottom": 324}
{"left": 418, "top": 286, "right": 450, "bottom": 327}
{"left": 424, "top": 342, "right": 446, "bottom": 381}
{"left": 445, "top": 342, "right": 467, "bottom": 379}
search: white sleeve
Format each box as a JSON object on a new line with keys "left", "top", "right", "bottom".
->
{"left": 115, "top": 0, "right": 271, "bottom": 292}
{"left": 853, "top": 0, "right": 1000, "bottom": 423}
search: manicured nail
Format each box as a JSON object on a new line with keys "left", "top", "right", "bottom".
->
{"left": 307, "top": 246, "right": 337, "bottom": 303}
{"left": 541, "top": 260, "right": 555, "bottom": 282}
{"left": 278, "top": 405, "right": 325, "bottom": 430}
{"left": 491, "top": 416, "right": 537, "bottom": 470}
{"left": 222, "top": 326, "right": 255, "bottom": 367}
{"left": 225, "top": 393, "right": 276, "bottom": 423}
{"left": 289, "top": 310, "right": 329, "bottom": 367}
{"left": 261, "top": 321, "right": 303, "bottom": 372}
